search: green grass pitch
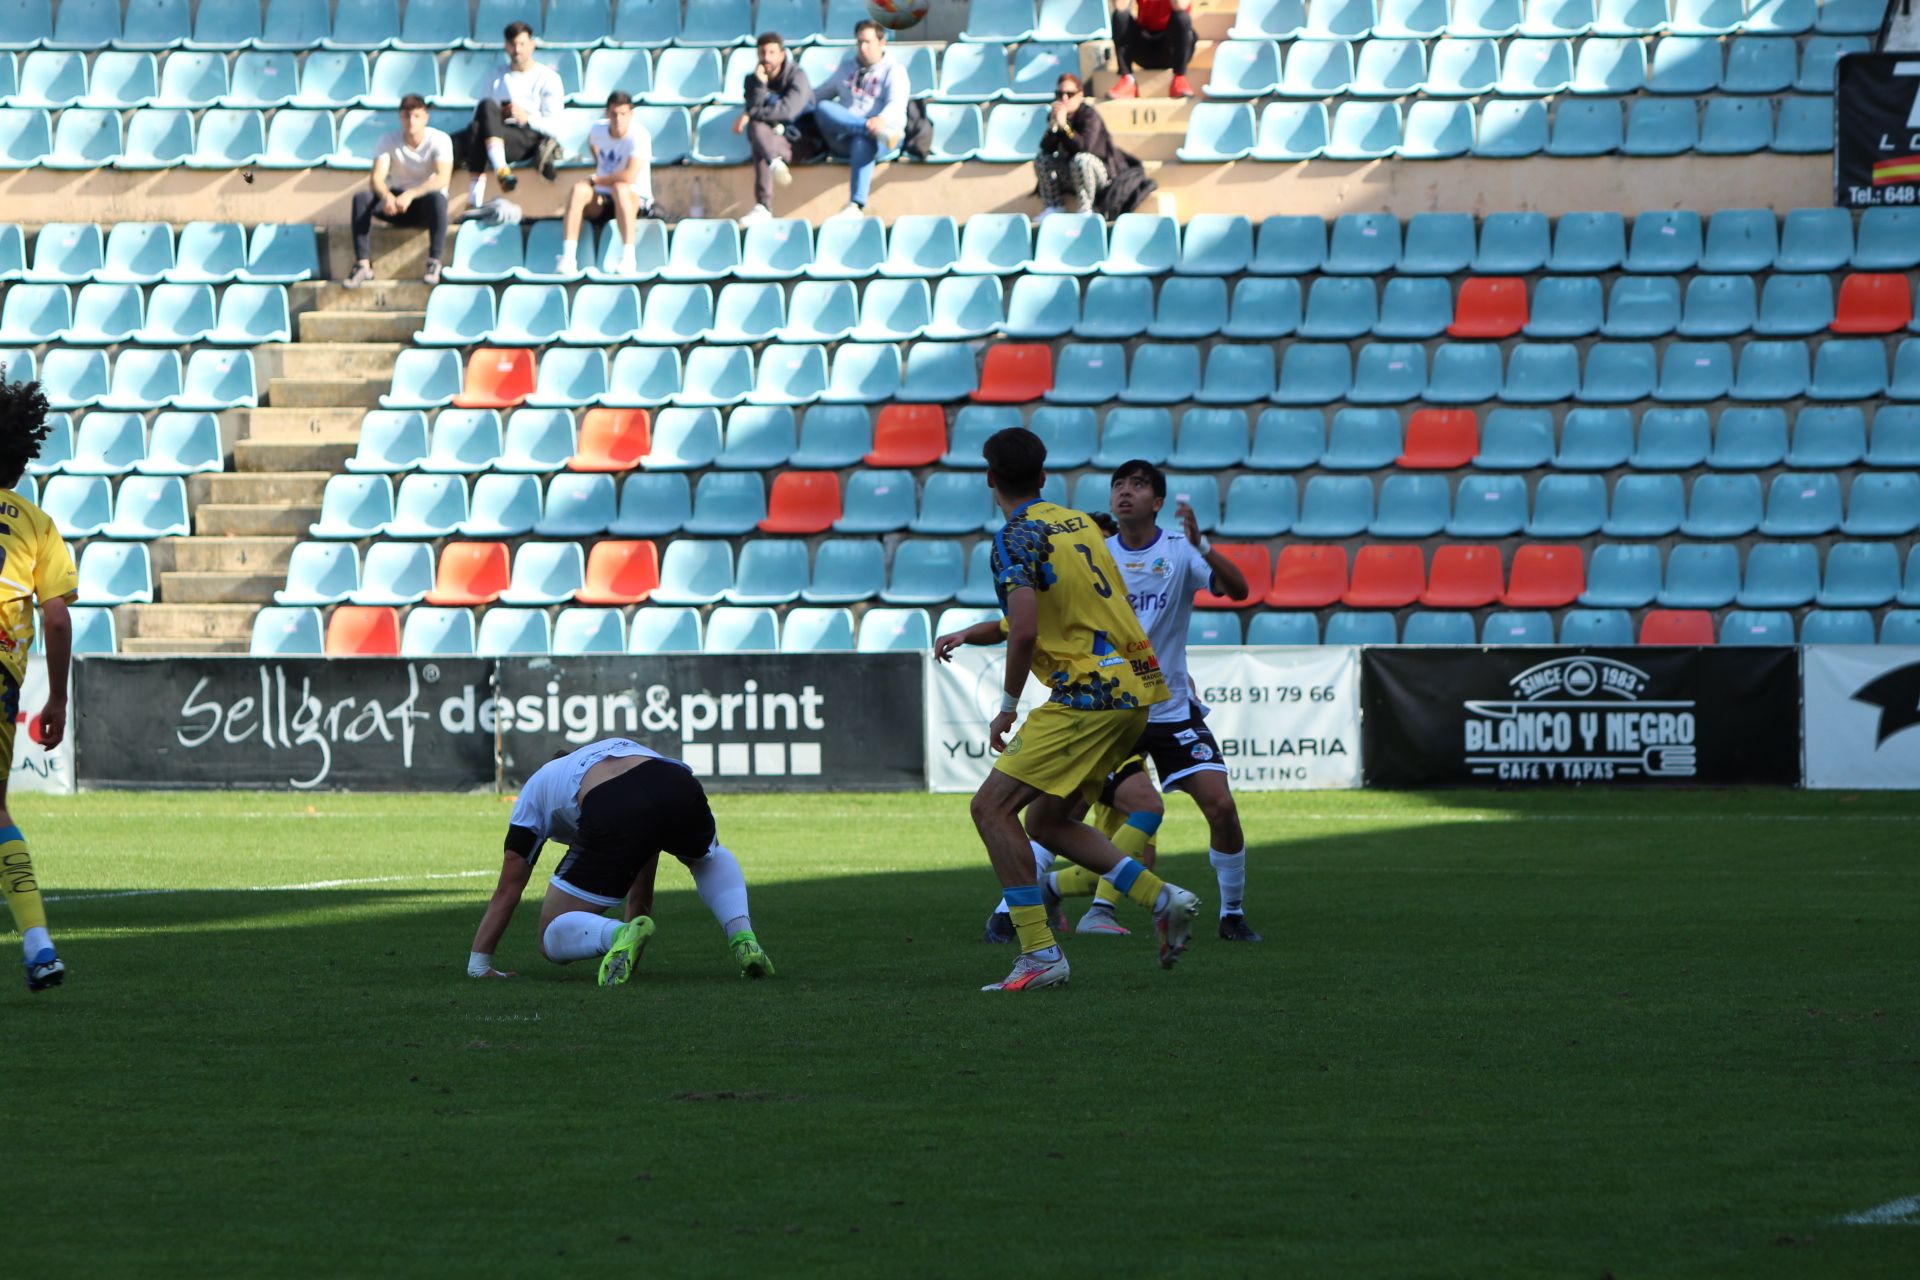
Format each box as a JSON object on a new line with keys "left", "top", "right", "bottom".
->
{"left": 8, "top": 788, "right": 1918, "bottom": 1278}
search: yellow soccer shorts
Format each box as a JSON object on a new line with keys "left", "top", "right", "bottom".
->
{"left": 0, "top": 662, "right": 20, "bottom": 785}
{"left": 994, "top": 703, "right": 1151, "bottom": 804}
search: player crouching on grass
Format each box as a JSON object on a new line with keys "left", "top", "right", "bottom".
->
{"left": 466, "top": 737, "right": 774, "bottom": 985}
{"left": 937, "top": 427, "right": 1202, "bottom": 992}
{"left": 0, "top": 375, "right": 78, "bottom": 992}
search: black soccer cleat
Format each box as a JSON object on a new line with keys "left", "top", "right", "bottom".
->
{"left": 982, "top": 911, "right": 1016, "bottom": 944}
{"left": 1218, "top": 913, "right": 1263, "bottom": 942}
{"left": 25, "top": 952, "right": 66, "bottom": 992}
{"left": 536, "top": 137, "right": 562, "bottom": 182}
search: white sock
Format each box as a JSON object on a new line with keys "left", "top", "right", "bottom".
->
{"left": 22, "top": 925, "right": 51, "bottom": 959}
{"left": 468, "top": 175, "right": 487, "bottom": 205}
{"left": 485, "top": 137, "right": 507, "bottom": 170}
{"left": 1210, "top": 848, "right": 1247, "bottom": 916}
{"left": 1029, "top": 840, "right": 1055, "bottom": 878}
{"left": 558, "top": 238, "right": 577, "bottom": 269}
{"left": 617, "top": 246, "right": 637, "bottom": 270}
{"left": 542, "top": 911, "right": 618, "bottom": 964}
{"left": 688, "top": 842, "right": 751, "bottom": 936}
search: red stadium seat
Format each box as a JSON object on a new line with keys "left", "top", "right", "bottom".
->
{"left": 1420, "top": 545, "right": 1503, "bottom": 608}
{"left": 759, "top": 471, "right": 842, "bottom": 534}
{"left": 1832, "top": 273, "right": 1913, "bottom": 335}
{"left": 1398, "top": 409, "right": 1478, "bottom": 469}
{"left": 575, "top": 540, "right": 659, "bottom": 605}
{"left": 1447, "top": 278, "right": 1528, "bottom": 339}
{"left": 452, "top": 347, "right": 536, "bottom": 409}
{"left": 1343, "top": 545, "right": 1425, "bottom": 608}
{"left": 1193, "top": 543, "right": 1269, "bottom": 609}
{"left": 865, "top": 404, "right": 947, "bottom": 466}
{"left": 1266, "top": 545, "right": 1347, "bottom": 608}
{"left": 1502, "top": 544, "right": 1585, "bottom": 607}
{"left": 425, "top": 542, "right": 510, "bottom": 606}
{"left": 972, "top": 343, "right": 1053, "bottom": 403}
{"left": 1639, "top": 609, "right": 1715, "bottom": 645}
{"left": 569, "top": 408, "right": 650, "bottom": 471}
{"left": 325, "top": 605, "right": 399, "bottom": 656}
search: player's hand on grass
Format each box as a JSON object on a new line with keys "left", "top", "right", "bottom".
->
{"left": 468, "top": 965, "right": 516, "bottom": 978}
{"left": 988, "top": 710, "right": 1016, "bottom": 753}
{"left": 37, "top": 698, "right": 66, "bottom": 750}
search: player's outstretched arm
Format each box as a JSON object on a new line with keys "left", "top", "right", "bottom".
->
{"left": 934, "top": 618, "right": 1009, "bottom": 661}
{"left": 1181, "top": 501, "right": 1249, "bottom": 601}
{"left": 625, "top": 851, "right": 660, "bottom": 922}
{"left": 37, "top": 593, "right": 74, "bottom": 749}
{"left": 990, "top": 588, "right": 1039, "bottom": 752}
{"left": 467, "top": 849, "right": 534, "bottom": 977}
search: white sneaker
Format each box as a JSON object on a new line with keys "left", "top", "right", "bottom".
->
{"left": 1153, "top": 886, "right": 1202, "bottom": 970}
{"left": 740, "top": 203, "right": 773, "bottom": 226}
{"left": 981, "top": 950, "right": 1070, "bottom": 992}
{"left": 769, "top": 156, "right": 792, "bottom": 187}
{"left": 828, "top": 202, "right": 865, "bottom": 221}
{"left": 1075, "top": 905, "right": 1131, "bottom": 936}
{"left": 616, "top": 250, "right": 637, "bottom": 275}
{"left": 555, "top": 254, "right": 576, "bottom": 275}
{"left": 1036, "top": 204, "right": 1064, "bottom": 222}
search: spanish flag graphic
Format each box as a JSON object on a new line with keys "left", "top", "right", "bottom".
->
{"left": 1872, "top": 154, "right": 1920, "bottom": 185}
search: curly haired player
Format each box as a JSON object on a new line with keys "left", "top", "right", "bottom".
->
{"left": 0, "top": 374, "right": 78, "bottom": 992}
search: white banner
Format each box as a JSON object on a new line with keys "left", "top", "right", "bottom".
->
{"left": 1804, "top": 645, "right": 1920, "bottom": 789}
{"left": 926, "top": 646, "right": 1362, "bottom": 793}
{"left": 11, "top": 656, "right": 74, "bottom": 795}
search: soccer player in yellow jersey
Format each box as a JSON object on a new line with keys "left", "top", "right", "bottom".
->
{"left": 937, "top": 427, "right": 1201, "bottom": 992}
{"left": 0, "top": 377, "right": 79, "bottom": 992}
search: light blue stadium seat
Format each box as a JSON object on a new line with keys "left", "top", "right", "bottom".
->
{"left": 1426, "top": 343, "right": 1501, "bottom": 403}
{"left": 121, "top": 108, "right": 199, "bottom": 168}
{"left": 486, "top": 284, "right": 563, "bottom": 346}
{"left": 0, "top": 108, "right": 51, "bottom": 169}
{"left": 97, "top": 349, "right": 180, "bottom": 411}
{"left": 1178, "top": 102, "right": 1257, "bottom": 161}
{"left": 648, "top": 540, "right": 732, "bottom": 607}
{"left": 1034, "top": 0, "right": 1112, "bottom": 40}
{"left": 707, "top": 282, "right": 789, "bottom": 345}
{"left": 1734, "top": 542, "right": 1817, "bottom": 608}
{"left": 1809, "top": 338, "right": 1887, "bottom": 401}
{"left": 39, "top": 349, "right": 107, "bottom": 409}
{"left": 471, "top": 608, "right": 550, "bottom": 657}
{"left": 1868, "top": 406, "right": 1920, "bottom": 465}
{"left": 768, "top": 607, "right": 847, "bottom": 654}
{"left": 276, "top": 542, "right": 361, "bottom": 607}
{"left": 800, "top": 539, "right": 885, "bottom": 606}
{"left": 1474, "top": 100, "right": 1550, "bottom": 157}
{"left": 619, "top": 606, "right": 698, "bottom": 654}
{"left": 500, "top": 542, "right": 586, "bottom": 608}
{"left": 943, "top": 406, "right": 1020, "bottom": 469}
{"left": 139, "top": 411, "right": 222, "bottom": 476}
{"left": 450, "top": 477, "right": 534, "bottom": 540}
{"left": 1001, "top": 43, "right": 1075, "bottom": 104}
{"left": 1472, "top": 211, "right": 1549, "bottom": 274}
{"left": 0, "top": 0, "right": 51, "bottom": 51}
{"left": 1720, "top": 35, "right": 1796, "bottom": 94}
{"left": 670, "top": 345, "right": 751, "bottom": 408}
{"left": 1501, "top": 343, "right": 1579, "bottom": 402}
{"left": 346, "top": 541, "right": 430, "bottom": 607}
{"left": 82, "top": 50, "right": 157, "bottom": 108}
{"left": 66, "top": 413, "right": 145, "bottom": 476}
{"left": 1401, "top": 100, "right": 1474, "bottom": 158}
{"left": 1576, "top": 342, "right": 1655, "bottom": 403}
{"left": 976, "top": 102, "right": 1047, "bottom": 161}
{"left": 98, "top": 474, "right": 187, "bottom": 539}
{"left": 846, "top": 279, "right": 926, "bottom": 343}
{"left": 1854, "top": 208, "right": 1920, "bottom": 270}
{"left": 44, "top": 107, "right": 122, "bottom": 169}
{"left": 1677, "top": 274, "right": 1756, "bottom": 337}
{"left": 1222, "top": 277, "right": 1302, "bottom": 340}
{"left": 1164, "top": 408, "right": 1248, "bottom": 470}
{"left": 1447, "top": 474, "right": 1529, "bottom": 536}
{"left": 1656, "top": 340, "right": 1734, "bottom": 402}
{"left": 807, "top": 215, "right": 887, "bottom": 280}
{"left": 1323, "top": 612, "right": 1396, "bottom": 646}
{"left": 893, "top": 341, "right": 974, "bottom": 403}
{"left": 1209, "top": 39, "right": 1283, "bottom": 98}
{"left": 917, "top": 102, "right": 982, "bottom": 162}
{"left": 1481, "top": 610, "right": 1554, "bottom": 644}
{"left": 1248, "top": 612, "right": 1318, "bottom": 645}
{"left": 1756, "top": 274, "right": 1837, "bottom": 337}
{"left": 1042, "top": 343, "right": 1122, "bottom": 404}
{"left": 132, "top": 282, "right": 213, "bottom": 346}
{"left": 1233, "top": 0, "right": 1310, "bottom": 35}
{"left": 1816, "top": 541, "right": 1898, "bottom": 608}
{"left": 365, "top": 50, "right": 439, "bottom": 107}
{"left": 767, "top": 280, "right": 854, "bottom": 345}
{"left": 821, "top": 343, "right": 902, "bottom": 405}
{"left": 925, "top": 275, "right": 1004, "bottom": 341}
{"left": 76, "top": 542, "right": 151, "bottom": 606}
{"left": 603, "top": 472, "right": 687, "bottom": 537}
{"left": 1451, "top": 0, "right": 1524, "bottom": 32}
{"left": 1293, "top": 474, "right": 1373, "bottom": 537}
{"left": 14, "top": 51, "right": 85, "bottom": 109}
{"left": 1818, "top": 0, "right": 1891, "bottom": 33}
{"left": 1072, "top": 276, "right": 1151, "bottom": 340}
{"left": 911, "top": 471, "right": 994, "bottom": 535}
{"left": 1252, "top": 215, "right": 1327, "bottom": 275}
{"left": 1323, "top": 408, "right": 1401, "bottom": 470}
{"left": 962, "top": 0, "right": 1038, "bottom": 39}
{"left": 251, "top": 604, "right": 325, "bottom": 656}
{"left": 1524, "top": 276, "right": 1601, "bottom": 339}
{"left": 1699, "top": 96, "right": 1773, "bottom": 154}
{"left": 399, "top": 607, "right": 474, "bottom": 658}
{"left": 1774, "top": 207, "right": 1852, "bottom": 272}
{"left": 1529, "top": 473, "right": 1608, "bottom": 536}
{"left": 1032, "top": 212, "right": 1108, "bottom": 276}
{"left": 346, "top": 410, "right": 428, "bottom": 473}
{"left": 952, "top": 543, "right": 1000, "bottom": 607}
{"left": 1476, "top": 408, "right": 1554, "bottom": 469}
{"left": 1030, "top": 406, "right": 1098, "bottom": 466}
{"left": 1395, "top": 611, "right": 1471, "bottom": 644}
{"left": 631, "top": 283, "right": 711, "bottom": 346}
{"left": 1180, "top": 610, "right": 1240, "bottom": 646}
{"left": 1120, "top": 345, "right": 1200, "bottom": 406}
{"left": 0, "top": 282, "right": 69, "bottom": 344}
{"left": 622, "top": 405, "right": 709, "bottom": 470}
{"left": 394, "top": 0, "right": 467, "bottom": 49}
{"left": 290, "top": 50, "right": 367, "bottom": 110}
{"left": 485, "top": 408, "right": 570, "bottom": 474}
{"left": 576, "top": 47, "right": 652, "bottom": 106}
{"left": 1326, "top": 101, "right": 1401, "bottom": 158}
{"left": 682, "top": 471, "right": 767, "bottom": 536}
{"left": 938, "top": 41, "right": 1011, "bottom": 101}
{"left": 383, "top": 473, "right": 468, "bottom": 538}
{"left": 1603, "top": 474, "right": 1684, "bottom": 537}
{"left": 1352, "top": 38, "right": 1425, "bottom": 96}
{"left": 529, "top": 471, "right": 613, "bottom": 536}
{"left": 1682, "top": 472, "right": 1763, "bottom": 537}
{"left": 1254, "top": 101, "right": 1329, "bottom": 159}
{"left": 1882, "top": 610, "right": 1920, "bottom": 643}
{"left": 1798, "top": 609, "right": 1875, "bottom": 645}
{"left": 661, "top": 218, "right": 741, "bottom": 282}
{"left": 1798, "top": 34, "right": 1869, "bottom": 90}
{"left": 552, "top": 607, "right": 625, "bottom": 656}
{"left": 697, "top": 606, "right": 776, "bottom": 654}
{"left": 1369, "top": 473, "right": 1448, "bottom": 537}
{"left": 1301, "top": 277, "right": 1377, "bottom": 339}
{"left": 1581, "top": 544, "right": 1660, "bottom": 608}
{"left": 1428, "top": 37, "right": 1500, "bottom": 94}
{"left": 1700, "top": 211, "right": 1776, "bottom": 276}
{"left": 311, "top": 477, "right": 393, "bottom": 545}
{"left": 857, "top": 607, "right": 932, "bottom": 653}
{"left": 1760, "top": 471, "right": 1842, "bottom": 536}
{"left": 881, "top": 540, "right": 967, "bottom": 606}
{"left": 709, "top": 405, "right": 794, "bottom": 472}
{"left": 1892, "top": 342, "right": 1920, "bottom": 400}
{"left": 321, "top": 0, "right": 399, "bottom": 50}
{"left": 41, "top": 474, "right": 112, "bottom": 537}
{"left": 419, "top": 409, "right": 502, "bottom": 475}
{"left": 65, "top": 284, "right": 143, "bottom": 346}
{"left": 1094, "top": 406, "right": 1175, "bottom": 466}
{"left": 1843, "top": 471, "right": 1920, "bottom": 535}
{"left": 1620, "top": 212, "right": 1700, "bottom": 277}
{"left": 1504, "top": 36, "right": 1575, "bottom": 93}
{"left": 1772, "top": 96, "right": 1833, "bottom": 153}
{"left": 1195, "top": 343, "right": 1274, "bottom": 405}
{"left": 1710, "top": 406, "right": 1788, "bottom": 469}
{"left": 1217, "top": 473, "right": 1297, "bottom": 537}
{"left": 1557, "top": 408, "right": 1633, "bottom": 468}
{"left": 835, "top": 469, "right": 918, "bottom": 534}
{"left": 1550, "top": 211, "right": 1626, "bottom": 273}
{"left": 1623, "top": 98, "right": 1696, "bottom": 156}
{"left": 1649, "top": 35, "right": 1722, "bottom": 94}
{"left": 1548, "top": 98, "right": 1621, "bottom": 156}
{"left": 1659, "top": 543, "right": 1740, "bottom": 607}
{"left": 236, "top": 224, "right": 316, "bottom": 286}
{"left": 1273, "top": 342, "right": 1352, "bottom": 404}
{"left": 1104, "top": 214, "right": 1179, "bottom": 277}
{"left": 222, "top": 53, "right": 298, "bottom": 110}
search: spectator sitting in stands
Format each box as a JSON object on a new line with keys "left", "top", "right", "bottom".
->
{"left": 1109, "top": 0, "right": 1196, "bottom": 100}
{"left": 1034, "top": 73, "right": 1148, "bottom": 220}
{"left": 735, "top": 31, "right": 817, "bottom": 227}
{"left": 460, "top": 19, "right": 566, "bottom": 207}
{"left": 344, "top": 93, "right": 453, "bottom": 289}
{"left": 806, "top": 19, "right": 910, "bottom": 220}
{"left": 557, "top": 91, "right": 662, "bottom": 276}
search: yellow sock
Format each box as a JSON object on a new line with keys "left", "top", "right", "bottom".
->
{"left": 1106, "top": 813, "right": 1169, "bottom": 910}
{"left": 1, "top": 825, "right": 48, "bottom": 934}
{"left": 1006, "top": 904, "right": 1056, "bottom": 955}
{"left": 1092, "top": 876, "right": 1123, "bottom": 908}
{"left": 1090, "top": 802, "right": 1126, "bottom": 839}
{"left": 1052, "top": 864, "right": 1102, "bottom": 898}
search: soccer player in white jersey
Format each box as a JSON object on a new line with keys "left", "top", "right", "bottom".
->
{"left": 556, "top": 91, "right": 658, "bottom": 277}
{"left": 465, "top": 737, "right": 774, "bottom": 985}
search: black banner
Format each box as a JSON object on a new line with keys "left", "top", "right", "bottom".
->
{"left": 1836, "top": 54, "right": 1920, "bottom": 208}
{"left": 494, "top": 653, "right": 924, "bottom": 791}
{"left": 1362, "top": 648, "right": 1801, "bottom": 787}
{"left": 74, "top": 657, "right": 498, "bottom": 790}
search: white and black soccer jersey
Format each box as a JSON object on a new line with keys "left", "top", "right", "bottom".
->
{"left": 506, "top": 737, "right": 681, "bottom": 861}
{"left": 1106, "top": 529, "right": 1217, "bottom": 725}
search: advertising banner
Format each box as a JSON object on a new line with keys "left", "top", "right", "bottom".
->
{"left": 73, "top": 657, "right": 497, "bottom": 790}
{"left": 10, "top": 656, "right": 74, "bottom": 795}
{"left": 494, "top": 653, "right": 924, "bottom": 791}
{"left": 1363, "top": 648, "right": 1801, "bottom": 787}
{"left": 1836, "top": 54, "right": 1920, "bottom": 208}
{"left": 927, "top": 646, "right": 1362, "bottom": 792}
{"left": 1804, "top": 645, "right": 1920, "bottom": 789}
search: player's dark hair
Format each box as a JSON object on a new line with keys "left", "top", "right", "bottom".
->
{"left": 607, "top": 89, "right": 633, "bottom": 107}
{"left": 503, "top": 19, "right": 534, "bottom": 41}
{"left": 982, "top": 427, "right": 1047, "bottom": 497}
{"left": 854, "top": 18, "right": 885, "bottom": 40}
{"left": 0, "top": 373, "right": 53, "bottom": 490}
{"left": 1110, "top": 459, "right": 1167, "bottom": 499}
{"left": 757, "top": 30, "right": 784, "bottom": 49}
{"left": 398, "top": 93, "right": 428, "bottom": 114}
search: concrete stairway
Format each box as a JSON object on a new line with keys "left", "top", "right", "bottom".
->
{"left": 115, "top": 228, "right": 428, "bottom": 653}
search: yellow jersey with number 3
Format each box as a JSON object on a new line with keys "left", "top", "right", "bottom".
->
{"left": 990, "top": 499, "right": 1169, "bottom": 712}
{"left": 0, "top": 487, "right": 78, "bottom": 681}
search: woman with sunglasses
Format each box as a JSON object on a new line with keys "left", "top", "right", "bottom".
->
{"left": 1034, "top": 74, "right": 1146, "bottom": 219}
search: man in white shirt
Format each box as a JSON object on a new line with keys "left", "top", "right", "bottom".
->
{"left": 465, "top": 738, "right": 776, "bottom": 985}
{"left": 807, "top": 19, "right": 910, "bottom": 218}
{"left": 556, "top": 90, "right": 658, "bottom": 276}
{"left": 343, "top": 94, "right": 452, "bottom": 289}
{"left": 459, "top": 19, "right": 565, "bottom": 207}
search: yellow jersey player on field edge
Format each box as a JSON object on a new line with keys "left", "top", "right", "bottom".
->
{"left": 935, "top": 426, "right": 1202, "bottom": 992}
{"left": 0, "top": 374, "right": 79, "bottom": 993}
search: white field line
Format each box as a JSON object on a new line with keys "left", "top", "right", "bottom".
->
{"left": 1839, "top": 1195, "right": 1920, "bottom": 1225}
{"left": 47, "top": 869, "right": 492, "bottom": 904}
{"left": 20, "top": 810, "right": 1920, "bottom": 824}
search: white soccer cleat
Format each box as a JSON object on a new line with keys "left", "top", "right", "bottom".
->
{"left": 981, "top": 950, "right": 1070, "bottom": 992}
{"left": 1154, "top": 886, "right": 1201, "bottom": 969}
{"left": 1075, "top": 905, "right": 1131, "bottom": 936}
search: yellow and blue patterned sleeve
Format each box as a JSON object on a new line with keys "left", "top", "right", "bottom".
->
{"left": 991, "top": 512, "right": 1055, "bottom": 601}
{"left": 32, "top": 518, "right": 78, "bottom": 603}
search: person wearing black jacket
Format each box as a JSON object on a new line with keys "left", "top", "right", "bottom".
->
{"left": 734, "top": 32, "right": 814, "bottom": 224}
{"left": 1034, "top": 73, "right": 1146, "bottom": 217}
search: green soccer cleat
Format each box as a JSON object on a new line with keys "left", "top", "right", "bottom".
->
{"left": 730, "top": 930, "right": 775, "bottom": 979}
{"left": 598, "top": 916, "right": 655, "bottom": 988}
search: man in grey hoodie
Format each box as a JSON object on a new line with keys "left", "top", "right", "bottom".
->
{"left": 734, "top": 31, "right": 814, "bottom": 225}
